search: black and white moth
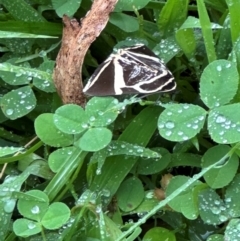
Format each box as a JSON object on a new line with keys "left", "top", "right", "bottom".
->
{"left": 83, "top": 44, "right": 176, "bottom": 96}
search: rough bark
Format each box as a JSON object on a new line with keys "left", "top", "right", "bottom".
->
{"left": 53, "top": 0, "right": 118, "bottom": 106}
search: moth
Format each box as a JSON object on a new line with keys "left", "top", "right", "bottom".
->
{"left": 83, "top": 44, "right": 176, "bottom": 96}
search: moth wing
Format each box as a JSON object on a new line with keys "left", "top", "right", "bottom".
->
{"left": 118, "top": 48, "right": 175, "bottom": 94}
{"left": 83, "top": 45, "right": 176, "bottom": 96}
{"left": 83, "top": 56, "right": 118, "bottom": 96}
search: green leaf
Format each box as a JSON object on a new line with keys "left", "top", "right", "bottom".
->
{"left": 157, "top": 0, "right": 188, "bottom": 38}
{"left": 48, "top": 146, "right": 76, "bottom": 172}
{"left": 0, "top": 63, "right": 52, "bottom": 86}
{"left": 180, "top": 184, "right": 207, "bottom": 220}
{"left": 166, "top": 176, "right": 200, "bottom": 212}
{"left": 136, "top": 148, "right": 170, "bottom": 175}
{"left": 0, "top": 63, "right": 32, "bottom": 85}
{"left": 1, "top": 0, "right": 46, "bottom": 22}
{"left": 202, "top": 145, "right": 239, "bottom": 189}
{"left": 225, "top": 219, "right": 240, "bottom": 241}
{"left": 199, "top": 188, "right": 229, "bottom": 225}
{"left": 41, "top": 202, "right": 70, "bottom": 229}
{"left": 0, "top": 30, "right": 58, "bottom": 38}
{"left": 176, "top": 28, "right": 196, "bottom": 59}
{"left": 44, "top": 148, "right": 85, "bottom": 201}
{"left": 114, "top": 0, "right": 150, "bottom": 12}
{"left": 54, "top": 104, "right": 87, "bottom": 134}
{"left": 207, "top": 234, "right": 224, "bottom": 241}
{"left": 175, "top": 16, "right": 222, "bottom": 60}
{"left": 17, "top": 190, "right": 49, "bottom": 221}
{"left": 153, "top": 36, "right": 181, "bottom": 63}
{"left": 226, "top": 0, "right": 240, "bottom": 43}
{"left": 208, "top": 103, "right": 240, "bottom": 144}
{"left": 32, "top": 60, "right": 56, "bottom": 93}
{"left": 52, "top": 0, "right": 82, "bottom": 17}
{"left": 216, "top": 15, "right": 232, "bottom": 60}
{"left": 196, "top": 0, "right": 216, "bottom": 62}
{"left": 0, "top": 146, "right": 23, "bottom": 157}
{"left": 85, "top": 97, "right": 119, "bottom": 127}
{"left": 0, "top": 21, "right": 61, "bottom": 36}
{"left": 178, "top": 16, "right": 222, "bottom": 29}
{"left": 200, "top": 60, "right": 239, "bottom": 108}
{"left": 131, "top": 190, "right": 159, "bottom": 214}
{"left": 225, "top": 174, "right": 240, "bottom": 217}
{"left": 90, "top": 141, "right": 160, "bottom": 173}
{"left": 35, "top": 113, "right": 73, "bottom": 147}
{"left": 143, "top": 227, "right": 176, "bottom": 241}
{"left": 79, "top": 128, "right": 112, "bottom": 152}
{"left": 13, "top": 219, "right": 41, "bottom": 237}
{"left": 109, "top": 13, "right": 139, "bottom": 32}
{"left": 168, "top": 153, "right": 202, "bottom": 168}
{"left": 0, "top": 172, "right": 34, "bottom": 238}
{"left": 1, "top": 86, "right": 36, "bottom": 120}
{"left": 158, "top": 104, "right": 206, "bottom": 142}
{"left": 89, "top": 106, "right": 162, "bottom": 203}
{"left": 116, "top": 177, "right": 144, "bottom": 212}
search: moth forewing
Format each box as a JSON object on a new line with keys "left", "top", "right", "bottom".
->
{"left": 113, "top": 55, "right": 126, "bottom": 95}
{"left": 83, "top": 44, "right": 176, "bottom": 96}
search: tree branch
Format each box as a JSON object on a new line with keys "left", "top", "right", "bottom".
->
{"left": 53, "top": 0, "right": 118, "bottom": 106}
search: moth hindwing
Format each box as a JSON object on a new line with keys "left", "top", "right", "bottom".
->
{"left": 83, "top": 44, "right": 176, "bottom": 96}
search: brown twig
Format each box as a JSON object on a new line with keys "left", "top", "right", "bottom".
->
{"left": 53, "top": 0, "right": 118, "bottom": 107}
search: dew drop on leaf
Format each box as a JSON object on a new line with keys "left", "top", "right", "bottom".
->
{"left": 31, "top": 205, "right": 40, "bottom": 214}
{"left": 219, "top": 215, "right": 228, "bottom": 222}
{"left": 28, "top": 222, "right": 36, "bottom": 229}
{"left": 4, "top": 199, "right": 15, "bottom": 213}
{"left": 165, "top": 130, "right": 172, "bottom": 136}
{"left": 165, "top": 121, "right": 175, "bottom": 129}
{"left": 6, "top": 109, "right": 13, "bottom": 116}
{"left": 216, "top": 115, "right": 226, "bottom": 123}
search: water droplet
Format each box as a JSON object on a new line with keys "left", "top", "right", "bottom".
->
{"left": 165, "top": 121, "right": 175, "bottom": 129}
{"left": 81, "top": 123, "right": 88, "bottom": 128}
{"left": 217, "top": 65, "right": 222, "bottom": 71}
{"left": 26, "top": 106, "right": 32, "bottom": 110}
{"left": 158, "top": 123, "right": 164, "bottom": 128}
{"left": 31, "top": 205, "right": 40, "bottom": 214}
{"left": 90, "top": 116, "right": 95, "bottom": 121}
{"left": 211, "top": 207, "right": 221, "bottom": 214}
{"left": 4, "top": 199, "right": 15, "bottom": 213}
{"left": 165, "top": 130, "right": 172, "bottom": 136}
{"left": 96, "top": 168, "right": 101, "bottom": 175}
{"left": 226, "top": 63, "right": 231, "bottom": 68}
{"left": 216, "top": 115, "right": 226, "bottom": 123}
{"left": 28, "top": 222, "right": 36, "bottom": 229}
{"left": 219, "top": 215, "right": 228, "bottom": 222}
{"left": 6, "top": 109, "right": 13, "bottom": 116}
{"left": 95, "top": 205, "right": 102, "bottom": 213}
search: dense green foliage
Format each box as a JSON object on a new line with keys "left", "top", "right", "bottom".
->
{"left": 0, "top": 0, "right": 240, "bottom": 240}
